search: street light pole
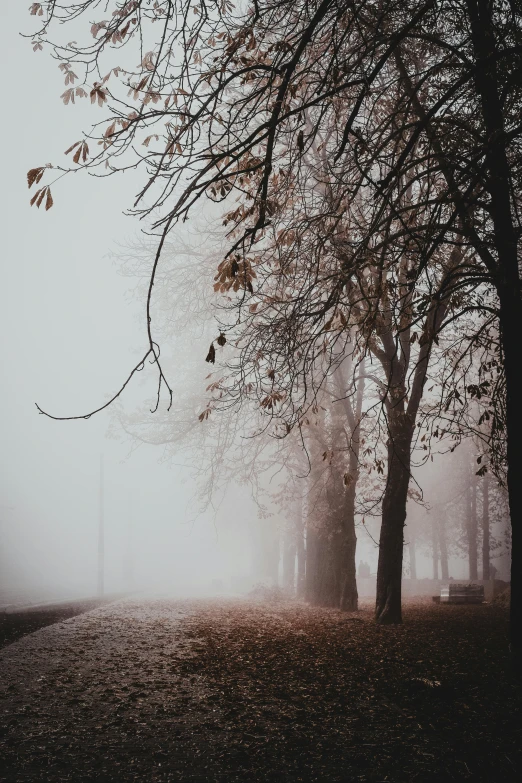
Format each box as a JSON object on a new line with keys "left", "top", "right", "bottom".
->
{"left": 98, "top": 454, "right": 105, "bottom": 596}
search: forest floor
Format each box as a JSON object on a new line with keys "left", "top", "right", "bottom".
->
{"left": 0, "top": 596, "right": 520, "bottom": 783}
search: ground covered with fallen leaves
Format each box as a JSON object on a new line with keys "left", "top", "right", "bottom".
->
{"left": 0, "top": 597, "right": 520, "bottom": 782}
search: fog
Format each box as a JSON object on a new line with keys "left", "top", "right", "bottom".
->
{"left": 0, "top": 2, "right": 509, "bottom": 609}
{"left": 0, "top": 3, "right": 257, "bottom": 605}
{"left": 0, "top": 5, "right": 517, "bottom": 782}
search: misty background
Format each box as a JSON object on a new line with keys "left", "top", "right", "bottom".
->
{"left": 0, "top": 2, "right": 508, "bottom": 607}
{"left": 0, "top": 2, "right": 250, "bottom": 603}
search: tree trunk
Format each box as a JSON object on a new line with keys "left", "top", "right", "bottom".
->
{"left": 501, "top": 302, "right": 522, "bottom": 656}
{"left": 375, "top": 421, "right": 412, "bottom": 624}
{"left": 315, "top": 533, "right": 337, "bottom": 607}
{"left": 482, "top": 472, "right": 490, "bottom": 581}
{"left": 372, "top": 249, "right": 451, "bottom": 623}
{"left": 339, "top": 452, "right": 359, "bottom": 611}
{"left": 468, "top": 464, "right": 478, "bottom": 580}
{"left": 333, "top": 358, "right": 363, "bottom": 612}
{"left": 340, "top": 484, "right": 358, "bottom": 611}
{"left": 465, "top": 0, "right": 522, "bottom": 656}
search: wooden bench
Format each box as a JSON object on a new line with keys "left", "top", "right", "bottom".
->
{"left": 439, "top": 583, "right": 485, "bottom": 604}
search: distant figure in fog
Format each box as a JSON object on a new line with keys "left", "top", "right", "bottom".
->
{"left": 358, "top": 561, "right": 371, "bottom": 578}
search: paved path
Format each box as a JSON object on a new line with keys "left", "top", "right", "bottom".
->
{"left": 0, "top": 598, "right": 215, "bottom": 782}
{"left": 0, "top": 597, "right": 520, "bottom": 782}
{"left": 0, "top": 598, "right": 121, "bottom": 649}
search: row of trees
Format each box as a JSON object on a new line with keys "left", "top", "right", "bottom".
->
{"left": 405, "top": 443, "right": 510, "bottom": 582}
{"left": 28, "top": 1, "right": 521, "bottom": 654}
{"left": 114, "top": 224, "right": 507, "bottom": 610}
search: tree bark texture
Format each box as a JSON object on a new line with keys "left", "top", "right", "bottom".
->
{"left": 339, "top": 488, "right": 359, "bottom": 612}
{"left": 466, "top": 0, "right": 522, "bottom": 657}
{"left": 375, "top": 420, "right": 412, "bottom": 623}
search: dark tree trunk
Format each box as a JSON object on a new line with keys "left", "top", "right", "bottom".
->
{"left": 468, "top": 465, "right": 478, "bottom": 581}
{"left": 497, "top": 281, "right": 522, "bottom": 656}
{"left": 308, "top": 519, "right": 357, "bottom": 610}
{"left": 331, "top": 358, "right": 364, "bottom": 612}
{"left": 482, "top": 472, "right": 490, "bottom": 581}
{"left": 466, "top": 0, "right": 522, "bottom": 657}
{"left": 372, "top": 247, "right": 452, "bottom": 623}
{"left": 339, "top": 534, "right": 358, "bottom": 610}
{"left": 501, "top": 302, "right": 522, "bottom": 656}
{"left": 375, "top": 421, "right": 412, "bottom": 624}
{"left": 315, "top": 484, "right": 342, "bottom": 608}
{"left": 339, "top": 515, "right": 358, "bottom": 611}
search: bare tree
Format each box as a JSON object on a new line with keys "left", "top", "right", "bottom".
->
{"left": 27, "top": 1, "right": 521, "bottom": 651}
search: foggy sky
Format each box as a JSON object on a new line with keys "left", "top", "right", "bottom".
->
{"left": 0, "top": 2, "right": 254, "bottom": 602}
{"left": 0, "top": 3, "right": 489, "bottom": 605}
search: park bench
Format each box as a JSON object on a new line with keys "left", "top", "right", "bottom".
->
{"left": 439, "top": 583, "right": 485, "bottom": 604}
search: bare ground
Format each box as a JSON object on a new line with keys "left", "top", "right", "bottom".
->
{"left": 0, "top": 597, "right": 520, "bottom": 782}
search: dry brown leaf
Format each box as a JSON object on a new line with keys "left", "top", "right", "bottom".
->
{"left": 30, "top": 187, "right": 43, "bottom": 206}
{"left": 27, "top": 167, "right": 45, "bottom": 188}
{"left": 36, "top": 188, "right": 47, "bottom": 208}
{"left": 64, "top": 141, "right": 81, "bottom": 156}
